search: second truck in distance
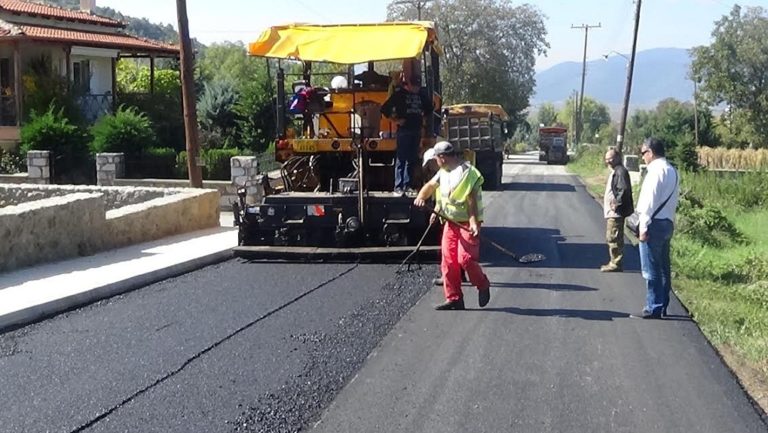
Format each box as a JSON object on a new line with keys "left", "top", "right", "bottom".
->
{"left": 442, "top": 104, "right": 509, "bottom": 190}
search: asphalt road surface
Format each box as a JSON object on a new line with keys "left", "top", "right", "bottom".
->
{"left": 1, "top": 153, "right": 765, "bottom": 433}
{"left": 309, "top": 154, "right": 767, "bottom": 433}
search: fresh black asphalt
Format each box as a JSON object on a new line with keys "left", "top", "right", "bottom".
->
{"left": 0, "top": 154, "right": 765, "bottom": 433}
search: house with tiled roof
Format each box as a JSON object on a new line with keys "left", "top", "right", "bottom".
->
{"left": 0, "top": 0, "right": 179, "bottom": 149}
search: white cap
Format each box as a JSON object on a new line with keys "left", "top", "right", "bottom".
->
{"left": 422, "top": 141, "right": 454, "bottom": 167}
{"left": 422, "top": 147, "right": 436, "bottom": 167}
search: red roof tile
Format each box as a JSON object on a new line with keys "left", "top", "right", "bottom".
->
{"left": 0, "top": 0, "right": 122, "bottom": 27}
{"left": 14, "top": 25, "right": 178, "bottom": 54}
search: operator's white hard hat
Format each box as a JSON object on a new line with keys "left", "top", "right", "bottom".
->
{"left": 422, "top": 141, "right": 454, "bottom": 167}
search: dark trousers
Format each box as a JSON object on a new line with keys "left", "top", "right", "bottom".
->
{"left": 394, "top": 129, "right": 421, "bottom": 190}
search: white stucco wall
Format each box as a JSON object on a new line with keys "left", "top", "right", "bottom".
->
{"left": 71, "top": 55, "right": 113, "bottom": 95}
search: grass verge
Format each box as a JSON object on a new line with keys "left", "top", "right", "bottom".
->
{"left": 568, "top": 145, "right": 768, "bottom": 414}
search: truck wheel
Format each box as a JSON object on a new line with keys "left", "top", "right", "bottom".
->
{"left": 484, "top": 163, "right": 499, "bottom": 191}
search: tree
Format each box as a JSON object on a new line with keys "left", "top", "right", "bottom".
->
{"left": 557, "top": 96, "right": 611, "bottom": 144}
{"left": 197, "top": 80, "right": 241, "bottom": 149}
{"left": 691, "top": 5, "right": 768, "bottom": 148}
{"left": 626, "top": 98, "right": 718, "bottom": 170}
{"left": 387, "top": 0, "right": 549, "bottom": 128}
{"left": 536, "top": 103, "right": 558, "bottom": 127}
{"left": 198, "top": 42, "right": 271, "bottom": 90}
{"left": 116, "top": 60, "right": 181, "bottom": 95}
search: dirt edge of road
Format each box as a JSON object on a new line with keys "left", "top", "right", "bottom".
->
{"left": 572, "top": 172, "right": 768, "bottom": 424}
{"left": 719, "top": 345, "right": 768, "bottom": 422}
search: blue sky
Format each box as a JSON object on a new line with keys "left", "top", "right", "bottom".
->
{"left": 98, "top": 0, "right": 766, "bottom": 71}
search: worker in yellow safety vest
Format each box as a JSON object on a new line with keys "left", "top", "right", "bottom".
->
{"left": 414, "top": 141, "right": 491, "bottom": 310}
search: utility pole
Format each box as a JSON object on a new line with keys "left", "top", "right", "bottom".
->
{"left": 176, "top": 0, "right": 203, "bottom": 188}
{"left": 616, "top": 0, "right": 642, "bottom": 154}
{"left": 571, "top": 23, "right": 601, "bottom": 145}
{"left": 571, "top": 89, "right": 579, "bottom": 145}
{"left": 693, "top": 78, "right": 700, "bottom": 146}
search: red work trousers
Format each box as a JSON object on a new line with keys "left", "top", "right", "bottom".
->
{"left": 441, "top": 222, "right": 490, "bottom": 302}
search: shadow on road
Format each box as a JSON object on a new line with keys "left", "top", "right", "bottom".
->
{"left": 489, "top": 282, "right": 598, "bottom": 292}
{"left": 474, "top": 306, "right": 630, "bottom": 321}
{"left": 480, "top": 226, "right": 641, "bottom": 272}
{"left": 503, "top": 181, "right": 577, "bottom": 192}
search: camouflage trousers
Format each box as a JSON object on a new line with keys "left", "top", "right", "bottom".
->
{"left": 605, "top": 217, "right": 625, "bottom": 267}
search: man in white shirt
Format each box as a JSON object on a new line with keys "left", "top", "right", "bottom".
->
{"left": 634, "top": 138, "right": 678, "bottom": 319}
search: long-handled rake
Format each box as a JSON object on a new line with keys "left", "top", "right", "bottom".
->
{"left": 425, "top": 208, "right": 546, "bottom": 264}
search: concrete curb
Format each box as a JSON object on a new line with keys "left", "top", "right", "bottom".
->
{"left": 0, "top": 248, "right": 233, "bottom": 332}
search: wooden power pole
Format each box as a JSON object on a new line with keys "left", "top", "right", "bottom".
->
{"left": 616, "top": 0, "right": 642, "bottom": 154}
{"left": 571, "top": 23, "right": 601, "bottom": 145}
{"left": 176, "top": 0, "right": 203, "bottom": 188}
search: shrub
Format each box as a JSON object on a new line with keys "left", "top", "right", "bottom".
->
{"left": 90, "top": 106, "right": 156, "bottom": 157}
{"left": 235, "top": 80, "right": 275, "bottom": 153}
{"left": 676, "top": 191, "right": 746, "bottom": 247}
{"left": 118, "top": 92, "right": 185, "bottom": 152}
{"left": 198, "top": 79, "right": 240, "bottom": 149}
{"left": 20, "top": 105, "right": 91, "bottom": 184}
{"left": 204, "top": 148, "right": 244, "bottom": 180}
{"left": 127, "top": 147, "right": 178, "bottom": 179}
{"left": 22, "top": 55, "right": 84, "bottom": 126}
{"left": 0, "top": 148, "right": 25, "bottom": 174}
{"left": 177, "top": 148, "right": 254, "bottom": 180}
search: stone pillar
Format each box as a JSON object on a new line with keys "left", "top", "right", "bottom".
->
{"left": 231, "top": 156, "right": 261, "bottom": 204}
{"left": 26, "top": 150, "right": 51, "bottom": 184}
{"left": 96, "top": 153, "right": 125, "bottom": 186}
{"left": 623, "top": 154, "right": 640, "bottom": 172}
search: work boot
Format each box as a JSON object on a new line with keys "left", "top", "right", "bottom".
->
{"left": 434, "top": 299, "right": 465, "bottom": 311}
{"left": 600, "top": 263, "right": 622, "bottom": 272}
{"left": 478, "top": 288, "right": 490, "bottom": 308}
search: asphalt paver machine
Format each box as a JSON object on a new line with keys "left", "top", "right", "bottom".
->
{"left": 234, "top": 22, "right": 444, "bottom": 261}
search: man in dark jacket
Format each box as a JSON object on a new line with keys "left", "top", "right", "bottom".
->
{"left": 601, "top": 148, "right": 634, "bottom": 272}
{"left": 381, "top": 72, "right": 433, "bottom": 196}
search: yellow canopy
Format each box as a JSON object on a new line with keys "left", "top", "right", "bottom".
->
{"left": 444, "top": 104, "right": 510, "bottom": 121}
{"left": 248, "top": 22, "right": 438, "bottom": 64}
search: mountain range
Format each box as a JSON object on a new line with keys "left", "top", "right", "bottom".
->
{"left": 533, "top": 47, "right": 695, "bottom": 111}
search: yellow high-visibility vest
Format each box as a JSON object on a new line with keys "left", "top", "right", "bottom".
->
{"left": 436, "top": 162, "right": 484, "bottom": 223}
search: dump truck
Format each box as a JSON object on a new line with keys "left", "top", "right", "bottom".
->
{"left": 538, "top": 127, "right": 569, "bottom": 165}
{"left": 233, "top": 22, "right": 444, "bottom": 259}
{"left": 442, "top": 104, "right": 508, "bottom": 190}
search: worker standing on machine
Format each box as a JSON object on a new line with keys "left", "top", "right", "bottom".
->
{"left": 381, "top": 61, "right": 433, "bottom": 196}
{"left": 414, "top": 141, "right": 491, "bottom": 310}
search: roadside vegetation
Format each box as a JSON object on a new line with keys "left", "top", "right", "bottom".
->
{"left": 569, "top": 144, "right": 768, "bottom": 409}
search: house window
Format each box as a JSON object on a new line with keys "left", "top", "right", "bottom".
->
{"left": 73, "top": 60, "right": 91, "bottom": 93}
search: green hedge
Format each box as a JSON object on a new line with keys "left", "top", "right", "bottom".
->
{"left": 90, "top": 106, "right": 156, "bottom": 157}
{"left": 20, "top": 105, "right": 92, "bottom": 184}
{"left": 176, "top": 148, "right": 253, "bottom": 180}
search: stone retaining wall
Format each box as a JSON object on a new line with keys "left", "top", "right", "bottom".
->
{"left": 0, "top": 184, "right": 170, "bottom": 210}
{"left": 0, "top": 193, "right": 105, "bottom": 272}
{"left": 106, "top": 190, "right": 220, "bottom": 249}
{"left": 112, "top": 179, "right": 238, "bottom": 210}
{"left": 0, "top": 185, "right": 220, "bottom": 273}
